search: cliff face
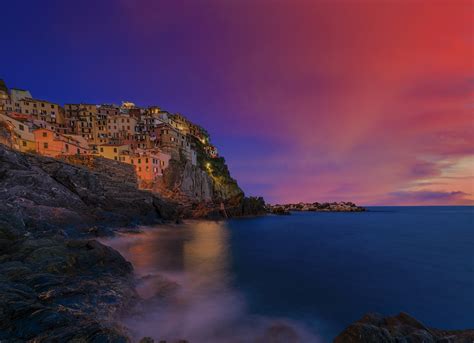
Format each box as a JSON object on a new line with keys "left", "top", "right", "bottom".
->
{"left": 157, "top": 158, "right": 214, "bottom": 202}
{"left": 153, "top": 137, "right": 265, "bottom": 218}
{"left": 0, "top": 145, "right": 177, "bottom": 236}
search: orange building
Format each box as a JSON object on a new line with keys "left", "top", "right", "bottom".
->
{"left": 121, "top": 149, "right": 171, "bottom": 182}
{"left": 33, "top": 128, "right": 90, "bottom": 157}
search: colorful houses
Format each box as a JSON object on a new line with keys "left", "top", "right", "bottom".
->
{"left": 0, "top": 78, "right": 218, "bottom": 188}
{"left": 125, "top": 149, "right": 171, "bottom": 182}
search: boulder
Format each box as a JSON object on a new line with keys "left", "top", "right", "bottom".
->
{"left": 334, "top": 312, "right": 474, "bottom": 342}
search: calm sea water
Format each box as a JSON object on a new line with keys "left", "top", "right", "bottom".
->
{"left": 104, "top": 206, "right": 474, "bottom": 342}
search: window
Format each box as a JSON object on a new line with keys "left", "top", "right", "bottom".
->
{"left": 41, "top": 103, "right": 45, "bottom": 107}
{"left": 22, "top": 141, "right": 27, "bottom": 147}
{"left": 100, "top": 147, "right": 104, "bottom": 152}
{"left": 51, "top": 104, "right": 55, "bottom": 108}
{"left": 19, "top": 124, "right": 24, "bottom": 131}
{"left": 146, "top": 158, "right": 149, "bottom": 163}
{"left": 113, "top": 148, "right": 117, "bottom": 153}
{"left": 42, "top": 132, "right": 47, "bottom": 137}
{"left": 114, "top": 156, "right": 117, "bottom": 160}
{"left": 43, "top": 142, "right": 48, "bottom": 148}
{"left": 138, "top": 159, "right": 141, "bottom": 164}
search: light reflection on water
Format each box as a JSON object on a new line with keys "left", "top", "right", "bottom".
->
{"left": 102, "top": 221, "right": 319, "bottom": 343}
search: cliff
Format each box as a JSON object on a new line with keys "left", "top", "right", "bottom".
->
{"left": 0, "top": 145, "right": 178, "bottom": 236}
{"left": 155, "top": 136, "right": 266, "bottom": 218}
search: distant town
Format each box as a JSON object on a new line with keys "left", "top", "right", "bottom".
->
{"left": 0, "top": 79, "right": 219, "bottom": 188}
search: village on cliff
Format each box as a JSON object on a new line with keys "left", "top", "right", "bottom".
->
{"left": 0, "top": 79, "right": 218, "bottom": 190}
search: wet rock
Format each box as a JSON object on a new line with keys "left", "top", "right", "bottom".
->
{"left": 0, "top": 235, "right": 136, "bottom": 341}
{"left": 334, "top": 312, "right": 474, "bottom": 343}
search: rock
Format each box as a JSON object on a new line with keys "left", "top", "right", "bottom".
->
{"left": 267, "top": 201, "right": 366, "bottom": 214}
{"left": 334, "top": 312, "right": 474, "bottom": 343}
{"left": 0, "top": 235, "right": 136, "bottom": 341}
{"left": 0, "top": 144, "right": 178, "bottom": 236}
{"left": 271, "top": 206, "right": 291, "bottom": 215}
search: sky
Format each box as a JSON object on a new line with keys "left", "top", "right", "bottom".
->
{"left": 1, "top": 0, "right": 472, "bottom": 205}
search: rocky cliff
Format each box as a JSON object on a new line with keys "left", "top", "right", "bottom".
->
{"left": 156, "top": 136, "right": 266, "bottom": 218}
{"left": 0, "top": 145, "right": 178, "bottom": 236}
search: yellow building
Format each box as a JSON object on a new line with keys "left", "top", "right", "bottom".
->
{"left": 65, "top": 104, "right": 103, "bottom": 143}
{"left": 4, "top": 94, "right": 65, "bottom": 126}
{"left": 96, "top": 144, "right": 130, "bottom": 161}
{"left": 0, "top": 112, "right": 36, "bottom": 152}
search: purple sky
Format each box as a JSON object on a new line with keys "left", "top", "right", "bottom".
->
{"left": 1, "top": 0, "right": 473, "bottom": 205}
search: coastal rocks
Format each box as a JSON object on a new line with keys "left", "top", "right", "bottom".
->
{"left": 0, "top": 227, "right": 136, "bottom": 342}
{"left": 270, "top": 206, "right": 291, "bottom": 215}
{"left": 267, "top": 201, "right": 366, "bottom": 214}
{"left": 334, "top": 312, "right": 474, "bottom": 343}
{"left": 0, "top": 145, "right": 178, "bottom": 235}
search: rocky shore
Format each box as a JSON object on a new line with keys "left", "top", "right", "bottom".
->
{"left": 334, "top": 312, "right": 474, "bottom": 342}
{"left": 0, "top": 144, "right": 265, "bottom": 341}
{"left": 1, "top": 144, "right": 472, "bottom": 342}
{"left": 268, "top": 201, "right": 366, "bottom": 215}
{"left": 0, "top": 229, "right": 135, "bottom": 341}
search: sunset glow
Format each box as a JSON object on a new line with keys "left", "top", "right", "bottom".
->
{"left": 1, "top": 0, "right": 472, "bottom": 205}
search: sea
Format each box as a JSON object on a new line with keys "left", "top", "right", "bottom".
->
{"left": 103, "top": 206, "right": 474, "bottom": 342}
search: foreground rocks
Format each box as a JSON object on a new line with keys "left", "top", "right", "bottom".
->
{"left": 0, "top": 226, "right": 135, "bottom": 341}
{"left": 268, "top": 201, "right": 366, "bottom": 215}
{"left": 334, "top": 312, "right": 474, "bottom": 343}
